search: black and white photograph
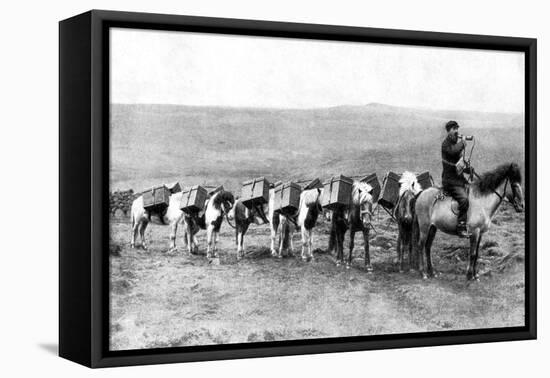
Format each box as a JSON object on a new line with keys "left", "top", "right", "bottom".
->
{"left": 107, "top": 26, "right": 527, "bottom": 352}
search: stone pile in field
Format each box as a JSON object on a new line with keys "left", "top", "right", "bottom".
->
{"left": 109, "top": 189, "right": 135, "bottom": 218}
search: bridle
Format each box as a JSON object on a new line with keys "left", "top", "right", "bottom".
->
{"left": 223, "top": 201, "right": 237, "bottom": 229}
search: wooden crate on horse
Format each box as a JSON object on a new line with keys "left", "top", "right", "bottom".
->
{"left": 321, "top": 175, "right": 354, "bottom": 210}
{"left": 241, "top": 177, "right": 270, "bottom": 209}
{"left": 143, "top": 185, "right": 171, "bottom": 213}
{"left": 273, "top": 182, "right": 302, "bottom": 215}
{"left": 360, "top": 173, "right": 381, "bottom": 203}
{"left": 416, "top": 171, "right": 434, "bottom": 190}
{"left": 379, "top": 171, "right": 401, "bottom": 209}
{"left": 180, "top": 185, "right": 208, "bottom": 214}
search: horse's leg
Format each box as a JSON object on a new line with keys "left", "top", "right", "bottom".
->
{"left": 308, "top": 228, "right": 314, "bottom": 261}
{"left": 363, "top": 228, "right": 372, "bottom": 272}
{"left": 185, "top": 224, "right": 194, "bottom": 254}
{"left": 236, "top": 228, "right": 243, "bottom": 258}
{"left": 328, "top": 224, "right": 336, "bottom": 255}
{"left": 193, "top": 233, "right": 199, "bottom": 254}
{"left": 168, "top": 221, "right": 178, "bottom": 253}
{"left": 425, "top": 225, "right": 437, "bottom": 278}
{"left": 206, "top": 225, "right": 214, "bottom": 259}
{"left": 466, "top": 231, "right": 481, "bottom": 280}
{"left": 301, "top": 227, "right": 308, "bottom": 261}
{"left": 289, "top": 227, "right": 295, "bottom": 257}
{"left": 270, "top": 216, "right": 279, "bottom": 257}
{"left": 131, "top": 219, "right": 140, "bottom": 249}
{"left": 336, "top": 228, "right": 344, "bottom": 267}
{"left": 417, "top": 230, "right": 427, "bottom": 279}
{"left": 410, "top": 217, "right": 420, "bottom": 272}
{"left": 473, "top": 233, "right": 483, "bottom": 280}
{"left": 407, "top": 233, "right": 414, "bottom": 272}
{"left": 347, "top": 230, "right": 355, "bottom": 269}
{"left": 139, "top": 221, "right": 148, "bottom": 250}
{"left": 397, "top": 227, "right": 403, "bottom": 273}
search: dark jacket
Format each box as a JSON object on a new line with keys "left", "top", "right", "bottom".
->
{"left": 441, "top": 135, "right": 466, "bottom": 186}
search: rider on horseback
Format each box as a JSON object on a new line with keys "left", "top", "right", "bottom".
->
{"left": 441, "top": 120, "right": 470, "bottom": 238}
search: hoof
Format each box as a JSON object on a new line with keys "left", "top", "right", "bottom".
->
{"left": 409, "top": 268, "right": 417, "bottom": 273}
{"left": 336, "top": 260, "right": 342, "bottom": 267}
{"left": 399, "top": 269, "right": 404, "bottom": 273}
{"left": 346, "top": 264, "right": 351, "bottom": 270}
{"left": 309, "top": 256, "right": 315, "bottom": 262}
{"left": 365, "top": 265, "right": 373, "bottom": 273}
{"left": 277, "top": 254, "right": 283, "bottom": 259}
{"left": 301, "top": 255, "right": 308, "bottom": 262}
{"left": 422, "top": 273, "right": 429, "bottom": 280}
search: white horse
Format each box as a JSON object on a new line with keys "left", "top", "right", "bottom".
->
{"left": 130, "top": 192, "right": 185, "bottom": 252}
{"left": 296, "top": 188, "right": 324, "bottom": 261}
{"left": 130, "top": 190, "right": 234, "bottom": 257}
{"left": 328, "top": 181, "right": 374, "bottom": 269}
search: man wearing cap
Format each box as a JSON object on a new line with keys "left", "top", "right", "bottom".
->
{"left": 441, "top": 120, "right": 469, "bottom": 237}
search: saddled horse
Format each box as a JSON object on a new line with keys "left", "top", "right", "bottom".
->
{"left": 181, "top": 190, "right": 235, "bottom": 258}
{"left": 414, "top": 163, "right": 524, "bottom": 280}
{"left": 130, "top": 192, "right": 185, "bottom": 252}
{"left": 394, "top": 171, "right": 422, "bottom": 272}
{"left": 329, "top": 181, "right": 375, "bottom": 270}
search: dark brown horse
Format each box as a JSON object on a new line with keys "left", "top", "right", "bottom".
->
{"left": 329, "top": 181, "right": 375, "bottom": 270}
{"left": 394, "top": 171, "right": 422, "bottom": 272}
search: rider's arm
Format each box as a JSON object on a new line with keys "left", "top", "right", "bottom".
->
{"left": 442, "top": 140, "right": 465, "bottom": 158}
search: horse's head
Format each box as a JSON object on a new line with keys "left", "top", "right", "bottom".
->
{"left": 506, "top": 163, "right": 524, "bottom": 213}
{"left": 353, "top": 182, "right": 374, "bottom": 229}
{"left": 215, "top": 190, "right": 235, "bottom": 214}
{"left": 397, "top": 190, "right": 416, "bottom": 225}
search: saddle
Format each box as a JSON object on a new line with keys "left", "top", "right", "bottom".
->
{"left": 433, "top": 185, "right": 470, "bottom": 216}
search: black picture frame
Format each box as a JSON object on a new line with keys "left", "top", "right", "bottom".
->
{"left": 59, "top": 9, "right": 537, "bottom": 368}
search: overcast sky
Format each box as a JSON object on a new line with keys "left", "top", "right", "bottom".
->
{"left": 110, "top": 28, "right": 525, "bottom": 113}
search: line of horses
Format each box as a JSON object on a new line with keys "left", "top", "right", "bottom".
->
{"left": 129, "top": 162, "right": 524, "bottom": 280}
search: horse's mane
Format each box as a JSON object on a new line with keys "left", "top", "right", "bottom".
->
{"left": 301, "top": 188, "right": 322, "bottom": 207}
{"left": 399, "top": 171, "right": 422, "bottom": 196}
{"left": 352, "top": 181, "right": 373, "bottom": 206}
{"left": 211, "top": 190, "right": 235, "bottom": 209}
{"left": 474, "top": 163, "right": 522, "bottom": 194}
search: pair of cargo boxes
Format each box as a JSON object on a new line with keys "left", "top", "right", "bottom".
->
{"left": 241, "top": 177, "right": 302, "bottom": 215}
{"left": 378, "top": 171, "right": 433, "bottom": 209}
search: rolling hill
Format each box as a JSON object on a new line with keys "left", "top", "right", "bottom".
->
{"left": 109, "top": 103, "right": 525, "bottom": 192}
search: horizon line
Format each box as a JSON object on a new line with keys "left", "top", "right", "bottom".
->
{"left": 110, "top": 102, "right": 525, "bottom": 116}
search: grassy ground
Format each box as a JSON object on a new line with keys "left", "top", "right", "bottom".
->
{"left": 109, "top": 202, "right": 525, "bottom": 350}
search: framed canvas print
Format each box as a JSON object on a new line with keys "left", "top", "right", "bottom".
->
{"left": 59, "top": 10, "right": 536, "bottom": 368}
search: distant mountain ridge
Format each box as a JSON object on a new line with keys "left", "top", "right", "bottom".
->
{"left": 109, "top": 103, "right": 524, "bottom": 191}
